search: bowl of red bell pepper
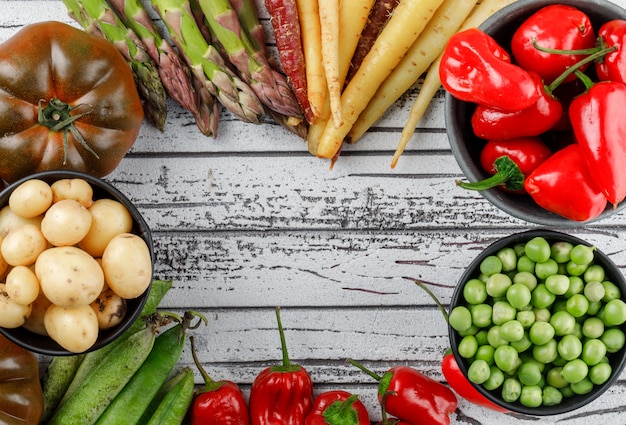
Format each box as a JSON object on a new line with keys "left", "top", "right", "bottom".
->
{"left": 448, "top": 229, "right": 626, "bottom": 415}
{"left": 444, "top": 0, "right": 626, "bottom": 225}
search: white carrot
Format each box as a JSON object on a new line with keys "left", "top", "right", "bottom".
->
{"left": 318, "top": 0, "right": 342, "bottom": 127}
{"left": 347, "top": 0, "right": 478, "bottom": 144}
{"left": 392, "top": 0, "right": 517, "bottom": 168}
{"left": 315, "top": 0, "right": 446, "bottom": 159}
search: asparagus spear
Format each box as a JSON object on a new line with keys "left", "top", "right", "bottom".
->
{"left": 198, "top": 0, "right": 303, "bottom": 120}
{"left": 61, "top": 0, "right": 168, "bottom": 130}
{"left": 228, "top": 0, "right": 266, "bottom": 55}
{"left": 150, "top": 0, "right": 265, "bottom": 124}
{"left": 108, "top": 0, "right": 219, "bottom": 136}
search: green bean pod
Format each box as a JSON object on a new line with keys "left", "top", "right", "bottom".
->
{"left": 41, "top": 354, "right": 84, "bottom": 423}
{"left": 46, "top": 324, "right": 157, "bottom": 425}
{"left": 145, "top": 368, "right": 195, "bottom": 425}
{"left": 136, "top": 367, "right": 189, "bottom": 425}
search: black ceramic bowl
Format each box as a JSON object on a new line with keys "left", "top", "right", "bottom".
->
{"left": 449, "top": 229, "right": 626, "bottom": 415}
{"left": 0, "top": 170, "right": 153, "bottom": 356}
{"left": 445, "top": 0, "right": 626, "bottom": 226}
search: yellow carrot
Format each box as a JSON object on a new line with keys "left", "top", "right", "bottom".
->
{"left": 296, "top": 0, "right": 327, "bottom": 118}
{"left": 315, "top": 0, "right": 446, "bottom": 159}
{"left": 392, "top": 0, "right": 517, "bottom": 168}
{"left": 318, "top": 0, "right": 342, "bottom": 127}
{"left": 347, "top": 0, "right": 478, "bottom": 144}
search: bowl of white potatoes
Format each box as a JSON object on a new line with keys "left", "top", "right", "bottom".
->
{"left": 0, "top": 170, "right": 154, "bottom": 355}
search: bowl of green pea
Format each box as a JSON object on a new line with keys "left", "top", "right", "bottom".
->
{"left": 448, "top": 229, "right": 626, "bottom": 415}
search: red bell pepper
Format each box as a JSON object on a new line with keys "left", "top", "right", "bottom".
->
{"left": 596, "top": 20, "right": 626, "bottom": 84}
{"left": 189, "top": 336, "right": 250, "bottom": 425}
{"left": 439, "top": 28, "right": 540, "bottom": 112}
{"left": 305, "top": 391, "right": 370, "bottom": 425}
{"left": 471, "top": 72, "right": 563, "bottom": 140}
{"left": 457, "top": 137, "right": 552, "bottom": 194}
{"left": 569, "top": 73, "right": 626, "bottom": 206}
{"left": 249, "top": 307, "right": 314, "bottom": 425}
{"left": 511, "top": 4, "right": 595, "bottom": 84}
{"left": 348, "top": 359, "right": 457, "bottom": 425}
{"left": 524, "top": 143, "right": 608, "bottom": 221}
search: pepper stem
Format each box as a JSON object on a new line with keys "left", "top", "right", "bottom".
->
{"left": 411, "top": 279, "right": 449, "bottom": 324}
{"left": 270, "top": 306, "right": 301, "bottom": 373}
{"left": 322, "top": 394, "right": 360, "bottom": 424}
{"left": 190, "top": 335, "right": 224, "bottom": 392}
{"left": 546, "top": 45, "right": 617, "bottom": 93}
{"left": 346, "top": 358, "right": 382, "bottom": 381}
{"left": 456, "top": 156, "right": 524, "bottom": 192}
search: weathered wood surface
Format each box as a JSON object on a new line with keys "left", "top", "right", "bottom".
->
{"left": 3, "top": 1, "right": 626, "bottom": 423}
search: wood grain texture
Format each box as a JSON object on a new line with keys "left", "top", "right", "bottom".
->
{"left": 4, "top": 1, "right": 626, "bottom": 423}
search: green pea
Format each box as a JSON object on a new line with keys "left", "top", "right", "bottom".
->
{"left": 546, "top": 367, "right": 569, "bottom": 389}
{"left": 560, "top": 385, "right": 575, "bottom": 398}
{"left": 467, "top": 359, "right": 491, "bottom": 384}
{"left": 525, "top": 237, "right": 551, "bottom": 263}
{"left": 464, "top": 279, "right": 488, "bottom": 304}
{"left": 471, "top": 304, "right": 493, "bottom": 328}
{"left": 520, "top": 385, "right": 543, "bottom": 407}
{"left": 570, "top": 244, "right": 595, "bottom": 266}
{"left": 551, "top": 241, "right": 573, "bottom": 263}
{"left": 513, "top": 243, "right": 526, "bottom": 257}
{"left": 602, "top": 280, "right": 621, "bottom": 302}
{"left": 570, "top": 377, "right": 594, "bottom": 395}
{"left": 475, "top": 344, "right": 495, "bottom": 365}
{"left": 549, "top": 311, "right": 576, "bottom": 336}
{"left": 557, "top": 335, "right": 582, "bottom": 361}
{"left": 542, "top": 385, "right": 563, "bottom": 406}
{"left": 533, "top": 308, "right": 551, "bottom": 322}
{"left": 480, "top": 255, "right": 503, "bottom": 276}
{"left": 458, "top": 335, "right": 478, "bottom": 358}
{"left": 582, "top": 317, "right": 605, "bottom": 339}
{"left": 486, "top": 273, "right": 512, "bottom": 298}
{"left": 564, "top": 276, "right": 584, "bottom": 298}
{"left": 492, "top": 301, "right": 516, "bottom": 326}
{"left": 483, "top": 366, "right": 505, "bottom": 391}
{"left": 487, "top": 325, "right": 509, "bottom": 348}
{"left": 497, "top": 247, "right": 517, "bottom": 272}
{"left": 584, "top": 281, "right": 606, "bottom": 303}
{"left": 566, "top": 261, "right": 588, "bottom": 277}
{"left": 587, "top": 301, "right": 602, "bottom": 316}
{"left": 581, "top": 338, "right": 607, "bottom": 366}
{"left": 583, "top": 264, "right": 605, "bottom": 284}
{"left": 545, "top": 274, "right": 570, "bottom": 295}
{"left": 601, "top": 328, "right": 626, "bottom": 353}
{"left": 533, "top": 339, "right": 558, "bottom": 364}
{"left": 531, "top": 284, "right": 556, "bottom": 309}
{"left": 458, "top": 325, "right": 479, "bottom": 337}
{"left": 516, "top": 310, "right": 535, "bottom": 329}
{"left": 565, "top": 294, "right": 589, "bottom": 318}
{"left": 562, "top": 359, "right": 588, "bottom": 384}
{"left": 517, "top": 256, "right": 536, "bottom": 274}
{"left": 603, "top": 299, "right": 626, "bottom": 326}
{"left": 500, "top": 320, "right": 524, "bottom": 342}
{"left": 475, "top": 330, "right": 489, "bottom": 346}
{"left": 449, "top": 306, "right": 472, "bottom": 332}
{"left": 517, "top": 362, "right": 542, "bottom": 386}
{"left": 535, "top": 259, "right": 559, "bottom": 280}
{"left": 513, "top": 271, "right": 538, "bottom": 292}
{"left": 510, "top": 332, "right": 532, "bottom": 353}
{"left": 529, "top": 321, "right": 555, "bottom": 346}
{"left": 589, "top": 362, "right": 612, "bottom": 385}
{"left": 494, "top": 345, "right": 519, "bottom": 373}
{"left": 506, "top": 283, "right": 531, "bottom": 310}
{"left": 501, "top": 378, "right": 522, "bottom": 403}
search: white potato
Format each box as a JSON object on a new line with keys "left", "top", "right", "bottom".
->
{"left": 90, "top": 285, "right": 127, "bottom": 329}
{"left": 102, "top": 233, "right": 152, "bottom": 299}
{"left": 8, "top": 179, "right": 53, "bottom": 218}
{"left": 44, "top": 304, "right": 99, "bottom": 353}
{"left": 50, "top": 178, "right": 94, "bottom": 207}
{"left": 36, "top": 246, "right": 104, "bottom": 307}
{"left": 0, "top": 283, "right": 32, "bottom": 328}
{"left": 5, "top": 265, "right": 39, "bottom": 305}
{"left": 0, "top": 235, "right": 8, "bottom": 278}
{"left": 79, "top": 199, "right": 133, "bottom": 257}
{"left": 1, "top": 224, "right": 48, "bottom": 266}
{"left": 22, "top": 290, "right": 52, "bottom": 336}
{"left": 0, "top": 205, "right": 43, "bottom": 237}
{"left": 41, "top": 199, "right": 92, "bottom": 246}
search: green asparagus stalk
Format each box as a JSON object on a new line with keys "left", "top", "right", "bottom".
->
{"left": 61, "top": 0, "right": 168, "bottom": 130}
{"left": 198, "top": 0, "right": 303, "bottom": 120}
{"left": 108, "top": 0, "right": 219, "bottom": 137}
{"left": 150, "top": 0, "right": 265, "bottom": 124}
{"left": 228, "top": 0, "right": 266, "bottom": 55}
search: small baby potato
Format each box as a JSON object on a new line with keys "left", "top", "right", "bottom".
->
{"left": 5, "top": 265, "right": 40, "bottom": 305}
{"left": 41, "top": 199, "right": 92, "bottom": 246}
{"left": 22, "top": 290, "right": 52, "bottom": 336}
{"left": 8, "top": 179, "right": 53, "bottom": 218}
{"left": 0, "top": 235, "right": 8, "bottom": 278}
{"left": 44, "top": 304, "right": 99, "bottom": 353}
{"left": 79, "top": 199, "right": 133, "bottom": 257}
{"left": 1, "top": 224, "right": 48, "bottom": 266}
{"left": 0, "top": 284, "right": 32, "bottom": 328}
{"left": 0, "top": 206, "right": 43, "bottom": 238}
{"left": 36, "top": 246, "right": 104, "bottom": 307}
{"left": 50, "top": 178, "right": 94, "bottom": 208}
{"left": 102, "top": 233, "right": 152, "bottom": 299}
{"left": 90, "top": 285, "right": 127, "bottom": 329}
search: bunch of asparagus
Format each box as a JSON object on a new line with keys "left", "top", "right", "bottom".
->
{"left": 62, "top": 0, "right": 305, "bottom": 138}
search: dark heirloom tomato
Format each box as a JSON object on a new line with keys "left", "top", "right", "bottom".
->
{"left": 0, "top": 333, "right": 44, "bottom": 425}
{"left": 0, "top": 21, "right": 144, "bottom": 184}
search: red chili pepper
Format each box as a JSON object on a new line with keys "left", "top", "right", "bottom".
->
{"left": 457, "top": 137, "right": 552, "bottom": 194}
{"left": 348, "top": 359, "right": 457, "bottom": 425}
{"left": 596, "top": 20, "right": 626, "bottom": 83}
{"left": 304, "top": 391, "right": 370, "bottom": 425}
{"left": 524, "top": 143, "right": 608, "bottom": 221}
{"left": 511, "top": 4, "right": 595, "bottom": 84}
{"left": 249, "top": 307, "right": 314, "bottom": 425}
{"left": 471, "top": 72, "right": 563, "bottom": 140}
{"left": 439, "top": 28, "right": 540, "bottom": 112}
{"left": 189, "top": 336, "right": 250, "bottom": 425}
{"left": 376, "top": 391, "right": 413, "bottom": 425}
{"left": 569, "top": 74, "right": 626, "bottom": 206}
